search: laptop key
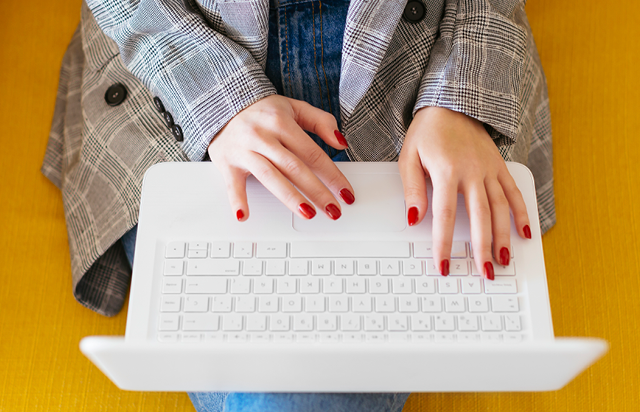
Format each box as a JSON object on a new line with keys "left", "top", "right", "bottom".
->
{"left": 158, "top": 314, "right": 180, "bottom": 331}
{"left": 162, "top": 279, "right": 182, "bottom": 294}
{"left": 484, "top": 279, "right": 517, "bottom": 294}
{"left": 184, "top": 296, "right": 209, "bottom": 312}
{"left": 182, "top": 314, "right": 219, "bottom": 331}
{"left": 481, "top": 315, "right": 503, "bottom": 331}
{"left": 158, "top": 332, "right": 179, "bottom": 343}
{"left": 160, "top": 296, "right": 181, "bottom": 312}
{"left": 222, "top": 314, "right": 243, "bottom": 331}
{"left": 210, "top": 242, "right": 231, "bottom": 258}
{"left": 233, "top": 242, "right": 253, "bottom": 258}
{"left": 187, "top": 260, "right": 239, "bottom": 276}
{"left": 492, "top": 296, "right": 519, "bottom": 312}
{"left": 185, "top": 278, "right": 226, "bottom": 294}
{"left": 434, "top": 314, "right": 455, "bottom": 331}
{"left": 164, "top": 260, "right": 184, "bottom": 276}
{"left": 182, "top": 333, "right": 202, "bottom": 343}
{"left": 256, "top": 242, "right": 287, "bottom": 258}
{"left": 165, "top": 242, "right": 185, "bottom": 258}
{"left": 504, "top": 315, "right": 522, "bottom": 331}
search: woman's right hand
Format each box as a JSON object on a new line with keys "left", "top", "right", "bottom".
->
{"left": 208, "top": 95, "right": 355, "bottom": 221}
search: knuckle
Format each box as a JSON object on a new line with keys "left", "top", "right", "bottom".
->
{"left": 323, "top": 172, "right": 346, "bottom": 192}
{"left": 475, "top": 203, "right": 492, "bottom": 217}
{"left": 435, "top": 206, "right": 456, "bottom": 223}
{"left": 433, "top": 164, "right": 458, "bottom": 184}
{"left": 304, "top": 148, "right": 327, "bottom": 168}
{"left": 474, "top": 244, "right": 492, "bottom": 259}
{"left": 492, "top": 226, "right": 511, "bottom": 242}
{"left": 280, "top": 157, "right": 304, "bottom": 177}
{"left": 253, "top": 163, "right": 276, "bottom": 182}
{"left": 264, "top": 116, "right": 288, "bottom": 134}
{"left": 515, "top": 209, "right": 529, "bottom": 222}
{"left": 403, "top": 184, "right": 424, "bottom": 201}
{"left": 281, "top": 189, "right": 301, "bottom": 207}
{"left": 492, "top": 195, "right": 510, "bottom": 211}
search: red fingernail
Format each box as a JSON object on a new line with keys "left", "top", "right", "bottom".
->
{"left": 499, "top": 247, "right": 510, "bottom": 266}
{"left": 334, "top": 130, "right": 348, "bottom": 147}
{"left": 298, "top": 203, "right": 316, "bottom": 219}
{"left": 407, "top": 206, "right": 419, "bottom": 226}
{"left": 484, "top": 262, "right": 495, "bottom": 280}
{"left": 236, "top": 209, "right": 244, "bottom": 221}
{"left": 325, "top": 203, "right": 342, "bottom": 220}
{"left": 523, "top": 225, "right": 532, "bottom": 239}
{"left": 440, "top": 259, "right": 450, "bottom": 277}
{"left": 339, "top": 188, "right": 355, "bottom": 205}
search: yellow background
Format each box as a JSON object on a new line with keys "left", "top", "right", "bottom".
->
{"left": 1, "top": 0, "right": 638, "bottom": 410}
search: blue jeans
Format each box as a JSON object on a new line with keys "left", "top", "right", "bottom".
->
{"left": 265, "top": 0, "right": 350, "bottom": 162}
{"left": 121, "top": 0, "right": 409, "bottom": 410}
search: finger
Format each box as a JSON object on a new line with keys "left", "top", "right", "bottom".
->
{"left": 464, "top": 181, "right": 494, "bottom": 281}
{"left": 430, "top": 176, "right": 458, "bottom": 277}
{"left": 220, "top": 165, "right": 250, "bottom": 222}
{"left": 266, "top": 141, "right": 344, "bottom": 219}
{"left": 245, "top": 152, "right": 318, "bottom": 220}
{"left": 398, "top": 150, "right": 428, "bottom": 227}
{"left": 498, "top": 170, "right": 531, "bottom": 239}
{"left": 485, "top": 178, "right": 511, "bottom": 266}
{"left": 279, "top": 126, "right": 355, "bottom": 205}
{"left": 288, "top": 98, "right": 348, "bottom": 149}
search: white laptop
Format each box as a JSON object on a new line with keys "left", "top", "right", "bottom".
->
{"left": 80, "top": 161, "right": 607, "bottom": 392}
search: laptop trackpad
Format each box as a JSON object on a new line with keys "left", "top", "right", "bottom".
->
{"left": 293, "top": 173, "right": 406, "bottom": 232}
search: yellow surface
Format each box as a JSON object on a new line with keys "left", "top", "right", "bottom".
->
{"left": 0, "top": 0, "right": 638, "bottom": 410}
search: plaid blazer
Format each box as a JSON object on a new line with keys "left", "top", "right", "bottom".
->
{"left": 42, "top": 0, "right": 554, "bottom": 316}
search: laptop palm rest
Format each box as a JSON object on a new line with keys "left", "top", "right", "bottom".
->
{"left": 292, "top": 173, "right": 406, "bottom": 232}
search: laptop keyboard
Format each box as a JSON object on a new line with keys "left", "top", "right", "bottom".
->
{"left": 157, "top": 241, "right": 527, "bottom": 344}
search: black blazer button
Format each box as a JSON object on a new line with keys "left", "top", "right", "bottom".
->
{"left": 163, "top": 111, "right": 174, "bottom": 128}
{"left": 153, "top": 97, "right": 165, "bottom": 113}
{"left": 403, "top": 1, "right": 425, "bottom": 23}
{"left": 105, "top": 83, "right": 127, "bottom": 106}
{"left": 172, "top": 124, "right": 184, "bottom": 142}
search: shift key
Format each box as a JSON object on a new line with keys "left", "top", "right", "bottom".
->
{"left": 186, "top": 278, "right": 227, "bottom": 294}
{"left": 484, "top": 279, "right": 517, "bottom": 294}
{"left": 187, "top": 260, "right": 239, "bottom": 275}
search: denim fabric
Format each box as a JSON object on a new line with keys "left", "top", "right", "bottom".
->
{"left": 265, "top": 0, "right": 350, "bottom": 161}
{"left": 190, "top": 392, "right": 410, "bottom": 412}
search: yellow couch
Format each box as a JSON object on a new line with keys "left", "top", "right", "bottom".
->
{"left": 1, "top": 0, "right": 638, "bottom": 410}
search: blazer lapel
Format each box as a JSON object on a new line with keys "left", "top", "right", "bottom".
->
{"left": 340, "top": 0, "right": 405, "bottom": 118}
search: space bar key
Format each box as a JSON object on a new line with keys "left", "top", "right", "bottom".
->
{"left": 290, "top": 241, "right": 410, "bottom": 258}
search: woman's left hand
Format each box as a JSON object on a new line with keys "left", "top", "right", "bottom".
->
{"left": 398, "top": 107, "right": 531, "bottom": 280}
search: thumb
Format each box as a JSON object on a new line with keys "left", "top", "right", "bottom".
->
{"left": 288, "top": 98, "right": 348, "bottom": 149}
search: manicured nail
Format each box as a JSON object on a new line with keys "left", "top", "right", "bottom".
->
{"left": 523, "top": 225, "right": 532, "bottom": 239}
{"left": 298, "top": 203, "right": 316, "bottom": 219}
{"left": 499, "top": 247, "right": 510, "bottom": 266}
{"left": 407, "top": 206, "right": 419, "bottom": 226}
{"left": 440, "top": 259, "right": 450, "bottom": 277}
{"left": 339, "top": 188, "right": 355, "bottom": 205}
{"left": 325, "top": 203, "right": 342, "bottom": 220}
{"left": 334, "top": 130, "right": 348, "bottom": 147}
{"left": 484, "top": 262, "right": 495, "bottom": 280}
{"left": 236, "top": 209, "right": 244, "bottom": 221}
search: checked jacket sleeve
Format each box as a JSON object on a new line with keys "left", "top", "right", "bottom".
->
{"left": 415, "top": 0, "right": 536, "bottom": 147}
{"left": 86, "top": 0, "right": 277, "bottom": 161}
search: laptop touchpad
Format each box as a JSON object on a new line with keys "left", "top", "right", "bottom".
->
{"left": 293, "top": 173, "right": 406, "bottom": 232}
